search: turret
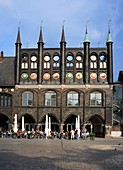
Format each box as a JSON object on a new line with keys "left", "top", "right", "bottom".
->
{"left": 38, "top": 25, "right": 44, "bottom": 84}
{"left": 60, "top": 25, "right": 66, "bottom": 84}
{"left": 15, "top": 26, "right": 22, "bottom": 84}
{"left": 83, "top": 26, "right": 90, "bottom": 84}
{"left": 106, "top": 24, "right": 113, "bottom": 83}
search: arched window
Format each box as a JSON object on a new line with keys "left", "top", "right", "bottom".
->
{"left": 30, "top": 55, "right": 37, "bottom": 69}
{"left": 90, "top": 92, "right": 102, "bottom": 106}
{"left": 45, "top": 91, "right": 56, "bottom": 106}
{"left": 66, "top": 54, "right": 74, "bottom": 68}
{"left": 0, "top": 93, "right": 12, "bottom": 107}
{"left": 22, "top": 91, "right": 33, "bottom": 106}
{"left": 90, "top": 55, "right": 97, "bottom": 69}
{"left": 44, "top": 55, "right": 50, "bottom": 69}
{"left": 21, "top": 54, "right": 28, "bottom": 69}
{"left": 53, "top": 55, "right": 60, "bottom": 68}
{"left": 67, "top": 91, "right": 78, "bottom": 106}
{"left": 76, "top": 54, "right": 83, "bottom": 68}
{"left": 99, "top": 55, "right": 106, "bottom": 69}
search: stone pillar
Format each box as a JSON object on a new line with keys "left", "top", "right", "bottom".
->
{"left": 59, "top": 123, "right": 64, "bottom": 133}
{"left": 105, "top": 126, "right": 112, "bottom": 137}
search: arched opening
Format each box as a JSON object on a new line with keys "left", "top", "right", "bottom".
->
{"left": 39, "top": 114, "right": 59, "bottom": 132}
{"left": 0, "top": 114, "right": 10, "bottom": 131}
{"left": 86, "top": 115, "right": 105, "bottom": 137}
{"left": 19, "top": 114, "right": 35, "bottom": 131}
{"left": 63, "top": 114, "right": 77, "bottom": 132}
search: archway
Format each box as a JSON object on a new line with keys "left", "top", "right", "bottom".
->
{"left": 0, "top": 114, "right": 10, "bottom": 131}
{"left": 63, "top": 114, "right": 77, "bottom": 132}
{"left": 19, "top": 114, "right": 35, "bottom": 131}
{"left": 86, "top": 115, "right": 105, "bottom": 137}
{"left": 40, "top": 114, "right": 59, "bottom": 132}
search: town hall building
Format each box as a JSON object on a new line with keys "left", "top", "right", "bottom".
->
{"left": 0, "top": 25, "right": 113, "bottom": 137}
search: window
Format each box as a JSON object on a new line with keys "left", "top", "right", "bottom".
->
{"left": 99, "top": 55, "right": 106, "bottom": 69}
{"left": 76, "top": 55, "right": 83, "bottom": 68}
{"left": 100, "top": 61, "right": 106, "bottom": 68}
{"left": 53, "top": 55, "right": 60, "bottom": 68}
{"left": 53, "top": 62, "right": 59, "bottom": 67}
{"left": 66, "top": 54, "right": 74, "bottom": 68}
{"left": 31, "top": 55, "right": 37, "bottom": 69}
{"left": 90, "top": 92, "right": 102, "bottom": 106}
{"left": 0, "top": 93, "right": 12, "bottom": 107}
{"left": 76, "top": 62, "right": 82, "bottom": 68}
{"left": 90, "top": 62, "right": 97, "bottom": 68}
{"left": 66, "top": 62, "right": 73, "bottom": 67}
{"left": 90, "top": 55, "right": 97, "bottom": 69}
{"left": 45, "top": 91, "right": 56, "bottom": 106}
{"left": 22, "top": 92, "right": 33, "bottom": 106}
{"left": 21, "top": 54, "right": 28, "bottom": 69}
{"left": 21, "top": 62, "right": 28, "bottom": 69}
{"left": 67, "top": 91, "right": 78, "bottom": 106}
{"left": 44, "top": 55, "right": 50, "bottom": 69}
{"left": 44, "top": 62, "right": 50, "bottom": 68}
{"left": 31, "top": 62, "right": 37, "bottom": 69}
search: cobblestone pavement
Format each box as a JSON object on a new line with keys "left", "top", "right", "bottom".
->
{"left": 0, "top": 137, "right": 123, "bottom": 170}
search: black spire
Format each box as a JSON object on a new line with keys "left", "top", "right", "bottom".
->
{"left": 38, "top": 25, "right": 44, "bottom": 43}
{"left": 107, "top": 20, "right": 112, "bottom": 43}
{"left": 84, "top": 25, "right": 90, "bottom": 43}
{"left": 61, "top": 25, "right": 66, "bottom": 43}
{"left": 16, "top": 26, "right": 21, "bottom": 44}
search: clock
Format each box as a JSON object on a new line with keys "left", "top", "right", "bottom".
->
{"left": 44, "top": 56, "right": 50, "bottom": 61}
{"left": 76, "top": 56, "right": 82, "bottom": 61}
{"left": 90, "top": 55, "right": 96, "bottom": 61}
{"left": 31, "top": 56, "right": 37, "bottom": 62}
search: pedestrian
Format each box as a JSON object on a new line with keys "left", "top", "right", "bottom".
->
{"left": 71, "top": 129, "right": 74, "bottom": 140}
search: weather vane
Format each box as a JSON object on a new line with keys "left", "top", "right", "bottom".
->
{"left": 40, "top": 20, "right": 43, "bottom": 28}
{"left": 18, "top": 21, "right": 21, "bottom": 29}
{"left": 86, "top": 20, "right": 90, "bottom": 30}
{"left": 62, "top": 20, "right": 65, "bottom": 27}
{"left": 108, "top": 19, "right": 111, "bottom": 32}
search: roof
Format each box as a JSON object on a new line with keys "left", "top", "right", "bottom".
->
{"left": 118, "top": 71, "right": 123, "bottom": 82}
{"left": 0, "top": 57, "right": 15, "bottom": 86}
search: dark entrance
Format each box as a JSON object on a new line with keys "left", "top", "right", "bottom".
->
{"left": 19, "top": 114, "right": 36, "bottom": 131}
{"left": 40, "top": 114, "right": 59, "bottom": 132}
{"left": 86, "top": 115, "right": 105, "bottom": 137}
{"left": 63, "top": 114, "right": 77, "bottom": 132}
{"left": 0, "top": 114, "right": 9, "bottom": 131}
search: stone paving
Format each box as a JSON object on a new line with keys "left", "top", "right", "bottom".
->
{"left": 0, "top": 137, "right": 123, "bottom": 170}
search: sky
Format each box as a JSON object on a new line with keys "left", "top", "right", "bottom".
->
{"left": 0, "top": 0, "right": 123, "bottom": 81}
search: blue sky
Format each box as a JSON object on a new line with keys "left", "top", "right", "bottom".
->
{"left": 0, "top": 0, "right": 123, "bottom": 81}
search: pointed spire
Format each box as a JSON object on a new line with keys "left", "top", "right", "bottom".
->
{"left": 61, "top": 21, "right": 66, "bottom": 43}
{"left": 84, "top": 25, "right": 90, "bottom": 42}
{"left": 38, "top": 24, "right": 44, "bottom": 43}
{"left": 16, "top": 25, "right": 21, "bottom": 44}
{"left": 107, "top": 19, "right": 112, "bottom": 42}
